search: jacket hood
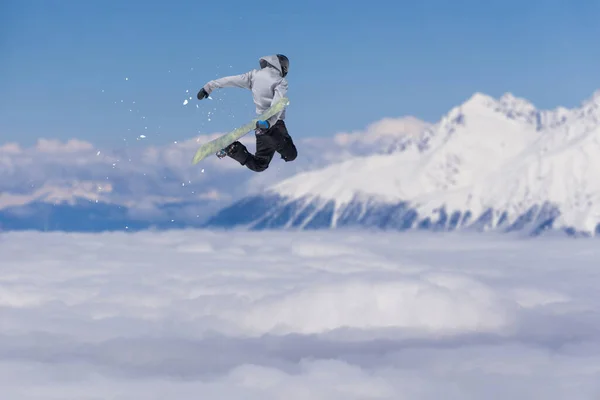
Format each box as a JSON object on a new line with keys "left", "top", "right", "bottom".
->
{"left": 259, "top": 55, "right": 284, "bottom": 76}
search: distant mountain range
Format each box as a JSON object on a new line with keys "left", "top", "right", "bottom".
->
{"left": 0, "top": 115, "right": 426, "bottom": 232}
{"left": 205, "top": 90, "right": 600, "bottom": 237}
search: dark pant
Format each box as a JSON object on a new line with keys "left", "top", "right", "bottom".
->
{"left": 228, "top": 120, "right": 298, "bottom": 172}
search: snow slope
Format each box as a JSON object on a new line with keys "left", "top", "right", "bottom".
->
{"left": 207, "top": 90, "right": 600, "bottom": 236}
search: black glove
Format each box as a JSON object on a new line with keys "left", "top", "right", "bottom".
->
{"left": 197, "top": 88, "right": 209, "bottom": 100}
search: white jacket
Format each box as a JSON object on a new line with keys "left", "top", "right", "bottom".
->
{"left": 202, "top": 55, "right": 288, "bottom": 126}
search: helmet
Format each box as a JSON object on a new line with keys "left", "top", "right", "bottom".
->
{"left": 276, "top": 54, "right": 289, "bottom": 77}
{"left": 259, "top": 54, "right": 289, "bottom": 77}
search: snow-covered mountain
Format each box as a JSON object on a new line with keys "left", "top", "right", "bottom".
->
{"left": 205, "top": 90, "right": 600, "bottom": 237}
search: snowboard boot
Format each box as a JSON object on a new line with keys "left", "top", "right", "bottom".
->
{"left": 216, "top": 141, "right": 241, "bottom": 159}
{"left": 277, "top": 132, "right": 297, "bottom": 162}
{"left": 217, "top": 141, "right": 250, "bottom": 165}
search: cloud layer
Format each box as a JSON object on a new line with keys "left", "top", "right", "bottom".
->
{"left": 1, "top": 229, "right": 599, "bottom": 398}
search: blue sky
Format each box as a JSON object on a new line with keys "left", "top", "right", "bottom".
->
{"left": 2, "top": 0, "right": 600, "bottom": 148}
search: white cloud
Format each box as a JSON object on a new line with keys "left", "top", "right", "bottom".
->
{"left": 333, "top": 116, "right": 430, "bottom": 146}
{"left": 0, "top": 142, "right": 22, "bottom": 154}
{"left": 233, "top": 274, "right": 515, "bottom": 335}
{"left": 35, "top": 138, "right": 95, "bottom": 153}
{"left": 0, "top": 230, "right": 599, "bottom": 398}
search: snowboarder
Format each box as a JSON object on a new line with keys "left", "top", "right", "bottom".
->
{"left": 197, "top": 54, "right": 297, "bottom": 172}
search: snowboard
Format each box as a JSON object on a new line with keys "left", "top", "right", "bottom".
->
{"left": 191, "top": 97, "right": 290, "bottom": 165}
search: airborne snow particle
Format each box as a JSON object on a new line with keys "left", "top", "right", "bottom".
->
{"left": 96, "top": 151, "right": 101, "bottom": 156}
{"left": 139, "top": 135, "right": 146, "bottom": 139}
{"left": 125, "top": 77, "right": 129, "bottom": 80}
{"left": 183, "top": 99, "right": 189, "bottom": 105}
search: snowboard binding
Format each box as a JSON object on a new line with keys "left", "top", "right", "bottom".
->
{"left": 216, "top": 149, "right": 227, "bottom": 159}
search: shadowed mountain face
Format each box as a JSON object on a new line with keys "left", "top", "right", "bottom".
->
{"left": 203, "top": 193, "right": 591, "bottom": 237}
